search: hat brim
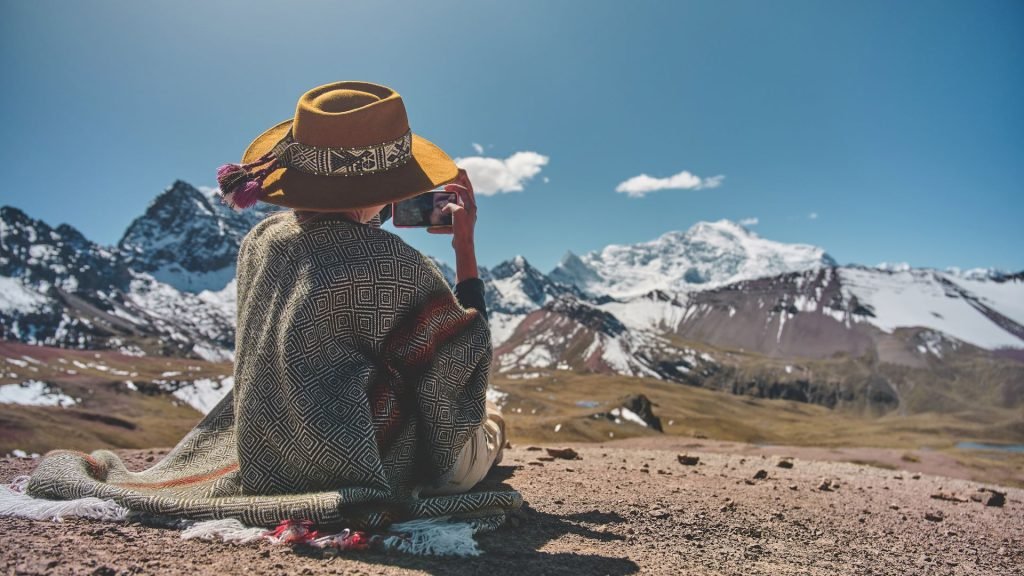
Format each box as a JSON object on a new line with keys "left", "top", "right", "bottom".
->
{"left": 242, "top": 120, "right": 460, "bottom": 211}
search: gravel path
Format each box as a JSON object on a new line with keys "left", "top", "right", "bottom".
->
{"left": 2, "top": 439, "right": 1021, "bottom": 575}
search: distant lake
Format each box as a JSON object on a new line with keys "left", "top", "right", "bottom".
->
{"left": 956, "top": 442, "right": 1024, "bottom": 453}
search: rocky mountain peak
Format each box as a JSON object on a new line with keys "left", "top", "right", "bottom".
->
{"left": 485, "top": 255, "right": 584, "bottom": 315}
{"left": 0, "top": 205, "right": 126, "bottom": 293}
{"left": 491, "top": 255, "right": 538, "bottom": 278}
{"left": 117, "top": 180, "right": 273, "bottom": 293}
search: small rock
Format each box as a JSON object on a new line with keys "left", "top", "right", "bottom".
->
{"left": 911, "top": 473, "right": 921, "bottom": 480}
{"left": 981, "top": 489, "right": 1006, "bottom": 507}
{"left": 788, "top": 484, "right": 798, "bottom": 491}
{"left": 537, "top": 456, "right": 555, "bottom": 462}
{"left": 753, "top": 469, "right": 769, "bottom": 480}
{"left": 649, "top": 508, "right": 671, "bottom": 519}
{"left": 528, "top": 462, "right": 544, "bottom": 467}
{"left": 818, "top": 478, "right": 834, "bottom": 491}
{"left": 777, "top": 459, "right": 794, "bottom": 469}
{"left": 546, "top": 447, "right": 579, "bottom": 460}
{"left": 526, "top": 446, "right": 543, "bottom": 451}
{"left": 677, "top": 454, "right": 700, "bottom": 466}
{"left": 144, "top": 455, "right": 155, "bottom": 462}
{"left": 640, "top": 468, "right": 650, "bottom": 474}
{"left": 744, "top": 544, "right": 765, "bottom": 559}
{"left": 930, "top": 492, "right": 968, "bottom": 503}
{"left": 924, "top": 511, "right": 944, "bottom": 522}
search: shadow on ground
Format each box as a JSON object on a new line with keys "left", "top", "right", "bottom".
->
{"left": 295, "top": 465, "right": 640, "bottom": 575}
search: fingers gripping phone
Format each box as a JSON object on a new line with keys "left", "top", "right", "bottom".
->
{"left": 392, "top": 188, "right": 457, "bottom": 228}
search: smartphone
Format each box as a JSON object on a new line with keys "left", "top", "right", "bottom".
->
{"left": 392, "top": 188, "right": 457, "bottom": 228}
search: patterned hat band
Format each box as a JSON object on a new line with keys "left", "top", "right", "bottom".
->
{"left": 271, "top": 129, "right": 414, "bottom": 177}
{"left": 216, "top": 129, "right": 413, "bottom": 210}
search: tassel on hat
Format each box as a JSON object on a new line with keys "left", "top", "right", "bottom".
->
{"left": 215, "top": 150, "right": 279, "bottom": 211}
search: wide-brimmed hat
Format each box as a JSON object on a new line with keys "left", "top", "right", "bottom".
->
{"left": 216, "top": 81, "right": 459, "bottom": 211}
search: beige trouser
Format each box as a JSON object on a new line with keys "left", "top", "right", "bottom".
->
{"left": 420, "top": 402, "right": 505, "bottom": 496}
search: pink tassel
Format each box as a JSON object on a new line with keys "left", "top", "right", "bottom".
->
{"left": 232, "top": 180, "right": 264, "bottom": 209}
{"left": 215, "top": 151, "right": 277, "bottom": 211}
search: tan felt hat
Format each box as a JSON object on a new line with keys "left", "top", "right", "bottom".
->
{"left": 216, "top": 81, "right": 459, "bottom": 212}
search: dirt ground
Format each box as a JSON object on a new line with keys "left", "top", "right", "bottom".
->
{"left": 1, "top": 438, "right": 1021, "bottom": 576}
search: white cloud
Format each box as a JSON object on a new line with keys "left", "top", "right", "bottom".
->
{"left": 455, "top": 151, "right": 549, "bottom": 196}
{"left": 471, "top": 142, "right": 484, "bottom": 155}
{"left": 615, "top": 170, "right": 725, "bottom": 198}
{"left": 739, "top": 217, "right": 759, "bottom": 226}
{"left": 808, "top": 212, "right": 819, "bottom": 220}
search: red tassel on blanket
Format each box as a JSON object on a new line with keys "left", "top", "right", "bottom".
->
{"left": 266, "top": 519, "right": 318, "bottom": 545}
{"left": 313, "top": 528, "right": 372, "bottom": 551}
{"left": 265, "top": 519, "right": 372, "bottom": 551}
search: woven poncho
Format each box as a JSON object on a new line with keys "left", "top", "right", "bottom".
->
{"left": 24, "top": 211, "right": 522, "bottom": 531}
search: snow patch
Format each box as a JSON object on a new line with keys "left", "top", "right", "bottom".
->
{"left": 171, "top": 376, "right": 233, "bottom": 415}
{"left": 0, "top": 380, "right": 78, "bottom": 407}
{"left": 0, "top": 277, "right": 48, "bottom": 314}
{"left": 609, "top": 406, "right": 648, "bottom": 427}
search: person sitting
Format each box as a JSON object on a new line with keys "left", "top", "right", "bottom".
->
{"left": 19, "top": 81, "right": 521, "bottom": 546}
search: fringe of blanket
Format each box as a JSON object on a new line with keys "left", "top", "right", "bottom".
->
{"left": 0, "top": 475, "right": 129, "bottom": 522}
{"left": 0, "top": 477, "right": 482, "bottom": 557}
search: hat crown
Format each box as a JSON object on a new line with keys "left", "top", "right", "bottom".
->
{"left": 292, "top": 81, "right": 409, "bottom": 148}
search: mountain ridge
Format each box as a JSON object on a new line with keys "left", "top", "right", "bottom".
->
{"left": 2, "top": 180, "right": 1022, "bottom": 383}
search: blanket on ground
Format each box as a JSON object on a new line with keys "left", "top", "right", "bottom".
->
{"left": 22, "top": 212, "right": 521, "bottom": 533}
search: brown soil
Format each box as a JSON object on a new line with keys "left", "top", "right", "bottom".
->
{"left": 2, "top": 438, "right": 1022, "bottom": 576}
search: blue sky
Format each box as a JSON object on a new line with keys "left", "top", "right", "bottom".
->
{"left": 1, "top": 0, "right": 1022, "bottom": 272}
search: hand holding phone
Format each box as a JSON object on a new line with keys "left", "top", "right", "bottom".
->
{"left": 392, "top": 190, "right": 458, "bottom": 227}
{"left": 430, "top": 170, "right": 475, "bottom": 241}
{"left": 436, "top": 170, "right": 477, "bottom": 282}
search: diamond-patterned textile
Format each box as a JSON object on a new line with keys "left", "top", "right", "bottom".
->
{"left": 26, "top": 212, "right": 521, "bottom": 529}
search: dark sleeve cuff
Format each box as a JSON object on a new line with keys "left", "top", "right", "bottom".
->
{"left": 454, "top": 277, "right": 488, "bottom": 322}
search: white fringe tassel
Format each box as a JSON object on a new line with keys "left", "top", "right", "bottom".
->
{"left": 180, "top": 518, "right": 267, "bottom": 544}
{"left": 0, "top": 476, "right": 129, "bottom": 522}
{"left": 381, "top": 516, "right": 481, "bottom": 557}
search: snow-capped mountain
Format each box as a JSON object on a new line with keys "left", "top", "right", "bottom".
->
{"left": 2, "top": 180, "right": 1022, "bottom": 397}
{"left": 498, "top": 261, "right": 1024, "bottom": 371}
{"left": 119, "top": 181, "right": 280, "bottom": 293}
{"left": 549, "top": 220, "right": 836, "bottom": 298}
{"left": 0, "top": 197, "right": 237, "bottom": 359}
{"left": 478, "top": 256, "right": 584, "bottom": 345}
{"left": 0, "top": 206, "right": 129, "bottom": 294}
